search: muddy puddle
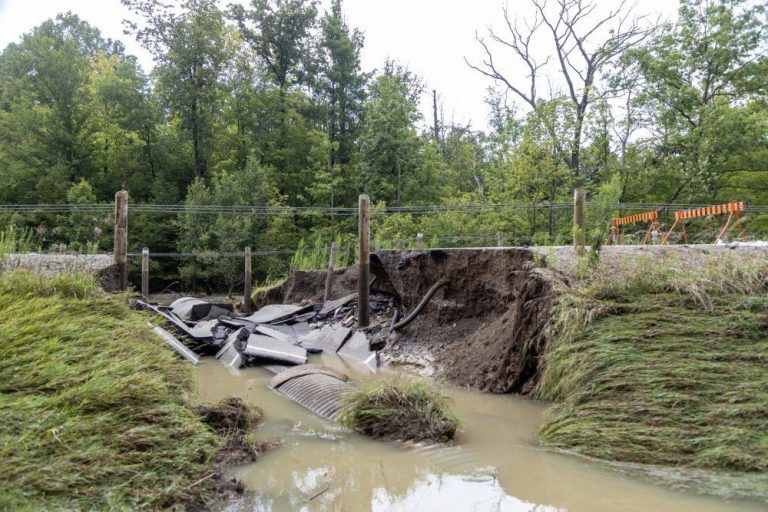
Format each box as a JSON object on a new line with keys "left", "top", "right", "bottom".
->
{"left": 194, "top": 359, "right": 764, "bottom": 512}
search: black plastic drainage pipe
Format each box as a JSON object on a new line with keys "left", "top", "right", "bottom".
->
{"left": 390, "top": 277, "right": 450, "bottom": 332}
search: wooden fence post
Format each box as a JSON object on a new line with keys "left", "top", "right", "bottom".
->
{"left": 417, "top": 233, "right": 424, "bottom": 250}
{"left": 324, "top": 242, "right": 337, "bottom": 303}
{"left": 358, "top": 195, "right": 370, "bottom": 328}
{"left": 114, "top": 190, "right": 128, "bottom": 291}
{"left": 497, "top": 232, "right": 503, "bottom": 247}
{"left": 141, "top": 248, "right": 149, "bottom": 300}
{"left": 244, "top": 247, "right": 252, "bottom": 314}
{"left": 573, "top": 188, "right": 586, "bottom": 255}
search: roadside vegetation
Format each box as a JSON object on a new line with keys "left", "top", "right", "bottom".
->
{"left": 0, "top": 271, "right": 224, "bottom": 510}
{"left": 0, "top": 224, "right": 36, "bottom": 257}
{"left": 536, "top": 254, "right": 768, "bottom": 500}
{"left": 339, "top": 374, "right": 461, "bottom": 443}
{"left": 290, "top": 234, "right": 355, "bottom": 272}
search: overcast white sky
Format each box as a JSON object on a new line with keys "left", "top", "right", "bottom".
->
{"left": 0, "top": 0, "right": 679, "bottom": 130}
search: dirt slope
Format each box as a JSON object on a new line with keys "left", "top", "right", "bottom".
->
{"left": 372, "top": 249, "right": 558, "bottom": 393}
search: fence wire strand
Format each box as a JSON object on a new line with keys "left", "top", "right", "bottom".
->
{"left": 3, "top": 202, "right": 768, "bottom": 216}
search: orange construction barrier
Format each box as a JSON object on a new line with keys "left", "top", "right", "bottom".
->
{"left": 661, "top": 201, "right": 747, "bottom": 244}
{"left": 606, "top": 210, "right": 660, "bottom": 245}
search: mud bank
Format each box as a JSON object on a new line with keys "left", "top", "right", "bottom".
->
{"left": 189, "top": 398, "right": 278, "bottom": 509}
{"left": 374, "top": 249, "right": 558, "bottom": 394}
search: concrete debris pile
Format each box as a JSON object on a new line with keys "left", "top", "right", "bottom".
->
{"left": 135, "top": 294, "right": 382, "bottom": 372}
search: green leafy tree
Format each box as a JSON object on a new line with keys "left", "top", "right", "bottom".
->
{"left": 65, "top": 179, "right": 104, "bottom": 252}
{"left": 231, "top": 0, "right": 324, "bottom": 205}
{"left": 311, "top": 0, "right": 368, "bottom": 209}
{"left": 177, "top": 159, "right": 284, "bottom": 292}
{"left": 627, "top": 0, "right": 768, "bottom": 201}
{"left": 318, "top": 0, "right": 367, "bottom": 170}
{"left": 123, "top": 0, "right": 231, "bottom": 179}
{"left": 359, "top": 73, "right": 422, "bottom": 205}
{"left": 84, "top": 53, "right": 156, "bottom": 199}
{"left": 231, "top": 0, "right": 318, "bottom": 94}
{"left": 0, "top": 13, "right": 124, "bottom": 202}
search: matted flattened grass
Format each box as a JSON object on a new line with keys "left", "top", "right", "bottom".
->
{"left": 0, "top": 271, "right": 221, "bottom": 510}
{"left": 338, "top": 374, "right": 461, "bottom": 443}
{"left": 536, "top": 255, "right": 768, "bottom": 500}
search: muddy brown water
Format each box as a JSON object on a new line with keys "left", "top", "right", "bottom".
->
{"left": 194, "top": 359, "right": 764, "bottom": 512}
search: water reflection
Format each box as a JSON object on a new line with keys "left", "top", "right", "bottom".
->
{"left": 371, "top": 471, "right": 564, "bottom": 512}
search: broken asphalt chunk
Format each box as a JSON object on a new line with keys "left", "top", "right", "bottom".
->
{"left": 240, "top": 334, "right": 308, "bottom": 366}
{"left": 337, "top": 331, "right": 378, "bottom": 369}
{"left": 215, "top": 328, "right": 248, "bottom": 369}
{"left": 135, "top": 300, "right": 217, "bottom": 344}
{"left": 243, "top": 304, "right": 305, "bottom": 324}
{"left": 254, "top": 324, "right": 297, "bottom": 344}
{"left": 318, "top": 293, "right": 357, "bottom": 317}
{"left": 169, "top": 297, "right": 233, "bottom": 321}
{"left": 299, "top": 324, "right": 351, "bottom": 353}
{"left": 151, "top": 324, "right": 200, "bottom": 365}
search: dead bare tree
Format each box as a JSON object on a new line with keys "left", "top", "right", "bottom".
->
{"left": 467, "top": 0, "right": 656, "bottom": 179}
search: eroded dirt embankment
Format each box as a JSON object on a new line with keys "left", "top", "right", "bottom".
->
{"left": 272, "top": 248, "right": 562, "bottom": 394}
{"left": 373, "top": 249, "right": 559, "bottom": 394}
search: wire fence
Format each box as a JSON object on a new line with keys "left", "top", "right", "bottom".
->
{"left": 125, "top": 250, "right": 296, "bottom": 258}
{"left": 4, "top": 201, "right": 768, "bottom": 262}
{"left": 4, "top": 202, "right": 768, "bottom": 215}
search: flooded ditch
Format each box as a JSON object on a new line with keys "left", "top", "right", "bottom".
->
{"left": 164, "top": 248, "right": 768, "bottom": 511}
{"left": 193, "top": 359, "right": 764, "bottom": 512}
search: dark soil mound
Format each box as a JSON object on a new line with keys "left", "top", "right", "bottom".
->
{"left": 254, "top": 267, "right": 360, "bottom": 308}
{"left": 373, "top": 249, "right": 558, "bottom": 394}
{"left": 190, "top": 398, "right": 275, "bottom": 510}
{"left": 195, "top": 397, "right": 261, "bottom": 434}
{"left": 356, "top": 412, "right": 458, "bottom": 443}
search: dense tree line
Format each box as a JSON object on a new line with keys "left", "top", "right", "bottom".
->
{"left": 0, "top": 0, "right": 766, "bottom": 288}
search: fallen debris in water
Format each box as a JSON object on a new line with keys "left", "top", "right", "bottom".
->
{"left": 169, "top": 297, "right": 233, "bottom": 322}
{"left": 337, "top": 331, "right": 378, "bottom": 369}
{"left": 268, "top": 364, "right": 352, "bottom": 421}
{"left": 299, "top": 324, "right": 351, "bottom": 353}
{"left": 150, "top": 324, "right": 200, "bottom": 365}
{"left": 215, "top": 329, "right": 247, "bottom": 369}
{"left": 240, "top": 334, "right": 308, "bottom": 366}
{"left": 135, "top": 292, "right": 383, "bottom": 374}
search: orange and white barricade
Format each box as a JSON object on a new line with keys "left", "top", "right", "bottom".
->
{"left": 661, "top": 201, "right": 747, "bottom": 244}
{"left": 606, "top": 211, "right": 661, "bottom": 245}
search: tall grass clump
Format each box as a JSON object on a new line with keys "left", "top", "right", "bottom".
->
{"left": 338, "top": 375, "right": 461, "bottom": 443}
{"left": 250, "top": 276, "right": 287, "bottom": 307}
{"left": 0, "top": 224, "right": 35, "bottom": 256}
{"left": 0, "top": 270, "right": 222, "bottom": 510}
{"left": 536, "top": 253, "right": 768, "bottom": 501}
{"left": 290, "top": 233, "right": 354, "bottom": 271}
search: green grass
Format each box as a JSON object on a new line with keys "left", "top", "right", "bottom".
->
{"left": 0, "top": 271, "right": 222, "bottom": 510}
{"left": 338, "top": 375, "right": 461, "bottom": 443}
{"left": 251, "top": 276, "right": 287, "bottom": 306}
{"left": 290, "top": 233, "right": 354, "bottom": 272}
{"left": 536, "top": 254, "right": 768, "bottom": 500}
{"left": 0, "top": 224, "right": 35, "bottom": 257}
